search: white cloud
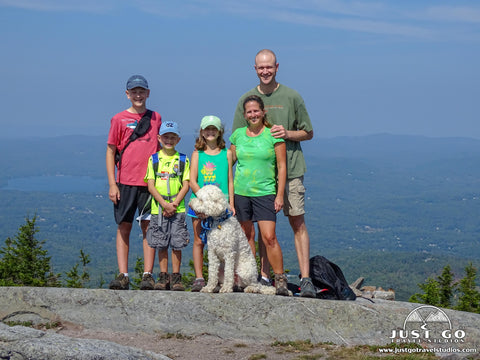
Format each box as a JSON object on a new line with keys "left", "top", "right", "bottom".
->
{"left": 133, "top": 0, "right": 476, "bottom": 40}
{"left": 1, "top": 0, "right": 478, "bottom": 40}
{"left": 425, "top": 6, "right": 480, "bottom": 23}
{"left": 269, "top": 10, "right": 434, "bottom": 39}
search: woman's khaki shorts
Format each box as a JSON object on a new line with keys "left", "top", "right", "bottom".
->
{"left": 283, "top": 176, "right": 306, "bottom": 217}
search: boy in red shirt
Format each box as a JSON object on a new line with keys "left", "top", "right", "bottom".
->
{"left": 106, "top": 75, "right": 162, "bottom": 290}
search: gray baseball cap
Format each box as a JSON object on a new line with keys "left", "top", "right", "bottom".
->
{"left": 126, "top": 75, "right": 149, "bottom": 90}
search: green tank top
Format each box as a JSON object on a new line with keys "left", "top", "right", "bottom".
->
{"left": 190, "top": 148, "right": 229, "bottom": 199}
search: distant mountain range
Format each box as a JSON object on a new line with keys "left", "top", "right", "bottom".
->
{"left": 303, "top": 133, "right": 480, "bottom": 165}
{"left": 3, "top": 133, "right": 480, "bottom": 180}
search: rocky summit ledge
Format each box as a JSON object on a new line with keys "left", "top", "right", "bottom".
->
{"left": 1, "top": 287, "right": 479, "bottom": 359}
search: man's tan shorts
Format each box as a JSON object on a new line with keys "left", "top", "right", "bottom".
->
{"left": 283, "top": 176, "right": 306, "bottom": 217}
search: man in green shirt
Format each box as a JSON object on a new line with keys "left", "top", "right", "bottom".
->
{"left": 232, "top": 49, "right": 315, "bottom": 298}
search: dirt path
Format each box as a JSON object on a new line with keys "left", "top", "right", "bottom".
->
{"left": 58, "top": 327, "right": 336, "bottom": 360}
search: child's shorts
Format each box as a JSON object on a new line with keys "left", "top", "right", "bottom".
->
{"left": 146, "top": 213, "right": 190, "bottom": 250}
{"left": 113, "top": 184, "right": 150, "bottom": 224}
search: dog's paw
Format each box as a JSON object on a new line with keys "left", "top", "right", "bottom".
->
{"left": 201, "top": 286, "right": 215, "bottom": 293}
{"left": 219, "top": 286, "right": 233, "bottom": 293}
{"left": 259, "top": 286, "right": 277, "bottom": 296}
{"left": 244, "top": 285, "right": 260, "bottom": 294}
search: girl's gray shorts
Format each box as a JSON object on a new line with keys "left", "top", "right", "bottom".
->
{"left": 146, "top": 213, "right": 190, "bottom": 250}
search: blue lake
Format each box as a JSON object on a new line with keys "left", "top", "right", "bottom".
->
{"left": 2, "top": 176, "right": 108, "bottom": 193}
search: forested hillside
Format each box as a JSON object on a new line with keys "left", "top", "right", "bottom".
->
{"left": 1, "top": 134, "right": 480, "bottom": 300}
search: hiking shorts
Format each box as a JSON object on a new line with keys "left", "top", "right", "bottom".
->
{"left": 234, "top": 194, "right": 277, "bottom": 223}
{"left": 113, "top": 184, "right": 151, "bottom": 224}
{"left": 283, "top": 176, "right": 306, "bottom": 217}
{"left": 146, "top": 213, "right": 190, "bottom": 250}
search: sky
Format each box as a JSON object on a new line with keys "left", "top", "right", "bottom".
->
{"left": 1, "top": 0, "right": 479, "bottom": 141}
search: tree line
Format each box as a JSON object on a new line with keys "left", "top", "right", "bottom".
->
{"left": 0, "top": 215, "right": 200, "bottom": 290}
{"left": 410, "top": 263, "right": 480, "bottom": 313}
{"left": 0, "top": 216, "right": 90, "bottom": 288}
{"left": 1, "top": 215, "right": 479, "bottom": 315}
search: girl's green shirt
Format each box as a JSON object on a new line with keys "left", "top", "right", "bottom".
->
{"left": 190, "top": 148, "right": 229, "bottom": 199}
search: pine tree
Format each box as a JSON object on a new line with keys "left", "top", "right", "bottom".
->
{"left": 438, "top": 264, "right": 455, "bottom": 308}
{"left": 456, "top": 262, "right": 480, "bottom": 313}
{"left": 65, "top": 249, "right": 91, "bottom": 288}
{"left": 409, "top": 277, "right": 440, "bottom": 305}
{"left": 0, "top": 215, "right": 59, "bottom": 287}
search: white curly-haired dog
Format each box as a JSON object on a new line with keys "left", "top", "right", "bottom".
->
{"left": 189, "top": 185, "right": 277, "bottom": 295}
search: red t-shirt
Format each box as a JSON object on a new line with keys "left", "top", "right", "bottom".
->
{"left": 107, "top": 109, "right": 161, "bottom": 186}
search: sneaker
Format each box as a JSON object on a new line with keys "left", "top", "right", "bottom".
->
{"left": 191, "top": 278, "right": 205, "bottom": 292}
{"left": 170, "top": 273, "right": 185, "bottom": 291}
{"left": 259, "top": 277, "right": 272, "bottom": 286}
{"left": 154, "top": 272, "right": 170, "bottom": 290}
{"left": 300, "top": 277, "right": 316, "bottom": 298}
{"left": 109, "top": 273, "right": 129, "bottom": 290}
{"left": 274, "top": 273, "right": 289, "bottom": 296}
{"left": 139, "top": 273, "right": 155, "bottom": 290}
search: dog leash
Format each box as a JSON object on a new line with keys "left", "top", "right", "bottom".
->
{"left": 199, "top": 209, "right": 233, "bottom": 244}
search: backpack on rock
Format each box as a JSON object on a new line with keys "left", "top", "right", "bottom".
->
{"left": 309, "top": 255, "right": 356, "bottom": 300}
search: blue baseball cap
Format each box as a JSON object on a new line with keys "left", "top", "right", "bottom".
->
{"left": 126, "top": 75, "right": 149, "bottom": 90}
{"left": 159, "top": 121, "right": 180, "bottom": 136}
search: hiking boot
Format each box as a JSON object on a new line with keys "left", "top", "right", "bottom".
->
{"left": 170, "top": 273, "right": 185, "bottom": 291}
{"left": 191, "top": 278, "right": 205, "bottom": 292}
{"left": 139, "top": 273, "right": 155, "bottom": 290}
{"left": 274, "top": 273, "right": 289, "bottom": 296}
{"left": 109, "top": 273, "right": 129, "bottom": 290}
{"left": 300, "top": 277, "right": 316, "bottom": 298}
{"left": 154, "top": 272, "right": 170, "bottom": 290}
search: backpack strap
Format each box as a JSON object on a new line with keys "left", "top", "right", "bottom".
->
{"left": 116, "top": 110, "right": 153, "bottom": 184}
{"left": 150, "top": 152, "right": 186, "bottom": 201}
{"left": 178, "top": 153, "right": 186, "bottom": 177}
{"left": 151, "top": 152, "right": 160, "bottom": 175}
{"left": 116, "top": 110, "right": 153, "bottom": 169}
{"left": 152, "top": 152, "right": 185, "bottom": 178}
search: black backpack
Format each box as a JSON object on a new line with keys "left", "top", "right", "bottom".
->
{"left": 309, "top": 255, "right": 356, "bottom": 300}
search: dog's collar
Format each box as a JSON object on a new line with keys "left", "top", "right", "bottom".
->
{"left": 199, "top": 209, "right": 233, "bottom": 244}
